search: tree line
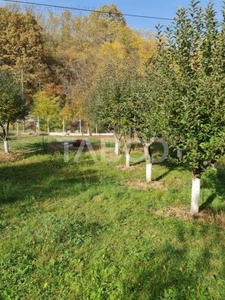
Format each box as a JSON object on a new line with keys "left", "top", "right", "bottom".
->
{"left": 0, "top": 3, "right": 155, "bottom": 133}
{"left": 1, "top": 0, "right": 225, "bottom": 214}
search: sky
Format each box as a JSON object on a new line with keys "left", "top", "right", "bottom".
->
{"left": 0, "top": 0, "right": 224, "bottom": 32}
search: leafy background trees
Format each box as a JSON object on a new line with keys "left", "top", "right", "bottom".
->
{"left": 0, "top": 7, "right": 45, "bottom": 97}
{"left": 0, "top": 3, "right": 157, "bottom": 133}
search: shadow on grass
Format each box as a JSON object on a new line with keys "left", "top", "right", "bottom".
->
{"left": 154, "top": 168, "right": 172, "bottom": 181}
{"left": 130, "top": 158, "right": 145, "bottom": 166}
{"left": 154, "top": 160, "right": 189, "bottom": 181}
{"left": 200, "top": 161, "right": 225, "bottom": 211}
{"left": 0, "top": 154, "right": 100, "bottom": 205}
{"left": 199, "top": 193, "right": 217, "bottom": 212}
{"left": 123, "top": 221, "right": 225, "bottom": 299}
{"left": 15, "top": 138, "right": 103, "bottom": 161}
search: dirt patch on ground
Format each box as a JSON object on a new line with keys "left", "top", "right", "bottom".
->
{"left": 0, "top": 151, "right": 22, "bottom": 163}
{"left": 152, "top": 205, "right": 225, "bottom": 228}
{"left": 116, "top": 164, "right": 139, "bottom": 171}
{"left": 125, "top": 179, "right": 167, "bottom": 191}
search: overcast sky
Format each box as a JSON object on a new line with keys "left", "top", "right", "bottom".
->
{"left": 0, "top": 0, "right": 224, "bottom": 31}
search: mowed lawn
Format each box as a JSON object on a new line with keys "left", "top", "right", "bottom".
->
{"left": 0, "top": 136, "right": 225, "bottom": 300}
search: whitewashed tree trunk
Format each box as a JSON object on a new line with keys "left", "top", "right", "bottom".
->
{"left": 124, "top": 137, "right": 131, "bottom": 167}
{"left": 37, "top": 116, "right": 40, "bottom": 135}
{"left": 144, "top": 142, "right": 153, "bottom": 182}
{"left": 190, "top": 177, "right": 200, "bottom": 215}
{"left": 125, "top": 152, "right": 130, "bottom": 167}
{"left": 79, "top": 119, "right": 82, "bottom": 134}
{"left": 4, "top": 140, "right": 9, "bottom": 153}
{"left": 146, "top": 163, "right": 152, "bottom": 183}
{"left": 115, "top": 138, "right": 120, "bottom": 156}
{"left": 87, "top": 123, "right": 90, "bottom": 135}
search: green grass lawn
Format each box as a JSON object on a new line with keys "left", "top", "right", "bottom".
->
{"left": 0, "top": 136, "right": 225, "bottom": 300}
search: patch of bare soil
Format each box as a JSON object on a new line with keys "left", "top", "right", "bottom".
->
{"left": 152, "top": 205, "right": 225, "bottom": 228}
{"left": 116, "top": 164, "right": 139, "bottom": 172}
{"left": 125, "top": 179, "right": 167, "bottom": 191}
{"left": 0, "top": 151, "right": 24, "bottom": 163}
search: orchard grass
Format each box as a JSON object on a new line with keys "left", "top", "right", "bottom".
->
{"left": 0, "top": 136, "right": 225, "bottom": 300}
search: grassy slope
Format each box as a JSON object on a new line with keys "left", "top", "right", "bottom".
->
{"left": 0, "top": 136, "right": 225, "bottom": 300}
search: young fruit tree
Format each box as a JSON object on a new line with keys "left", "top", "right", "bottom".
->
{"left": 134, "top": 51, "right": 169, "bottom": 183}
{"left": 87, "top": 63, "right": 138, "bottom": 163}
{"left": 0, "top": 70, "right": 28, "bottom": 153}
{"left": 158, "top": 0, "right": 225, "bottom": 214}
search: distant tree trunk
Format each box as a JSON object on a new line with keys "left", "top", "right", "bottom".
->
{"left": 87, "top": 122, "right": 90, "bottom": 135}
{"left": 62, "top": 119, "right": 65, "bottom": 133}
{"left": 114, "top": 133, "right": 122, "bottom": 156}
{"left": 124, "top": 139, "right": 131, "bottom": 167}
{"left": 37, "top": 116, "right": 40, "bottom": 135}
{"left": 47, "top": 117, "right": 50, "bottom": 134}
{"left": 1, "top": 122, "right": 9, "bottom": 153}
{"left": 79, "top": 119, "right": 82, "bottom": 134}
{"left": 190, "top": 169, "right": 201, "bottom": 215}
{"left": 144, "top": 142, "right": 153, "bottom": 182}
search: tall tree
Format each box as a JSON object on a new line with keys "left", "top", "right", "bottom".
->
{"left": 88, "top": 63, "right": 138, "bottom": 159}
{"left": 0, "top": 70, "right": 27, "bottom": 153}
{"left": 0, "top": 7, "right": 45, "bottom": 96}
{"left": 88, "top": 4, "right": 126, "bottom": 44}
{"left": 158, "top": 0, "right": 225, "bottom": 214}
{"left": 130, "top": 45, "right": 170, "bottom": 183}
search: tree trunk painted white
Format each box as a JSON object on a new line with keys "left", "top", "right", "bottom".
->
{"left": 126, "top": 152, "right": 130, "bottom": 167}
{"left": 124, "top": 137, "right": 131, "bottom": 167}
{"left": 37, "top": 116, "right": 40, "bottom": 135}
{"left": 146, "top": 163, "right": 152, "bottom": 183}
{"left": 115, "top": 139, "right": 120, "bottom": 156}
{"left": 4, "top": 140, "right": 9, "bottom": 153}
{"left": 190, "top": 177, "right": 200, "bottom": 215}
{"left": 87, "top": 124, "right": 90, "bottom": 135}
{"left": 79, "top": 119, "right": 82, "bottom": 134}
{"left": 144, "top": 143, "right": 153, "bottom": 182}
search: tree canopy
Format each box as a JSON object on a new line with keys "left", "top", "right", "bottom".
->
{"left": 0, "top": 7, "right": 45, "bottom": 94}
{"left": 153, "top": 0, "right": 225, "bottom": 213}
{"left": 0, "top": 69, "right": 27, "bottom": 152}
